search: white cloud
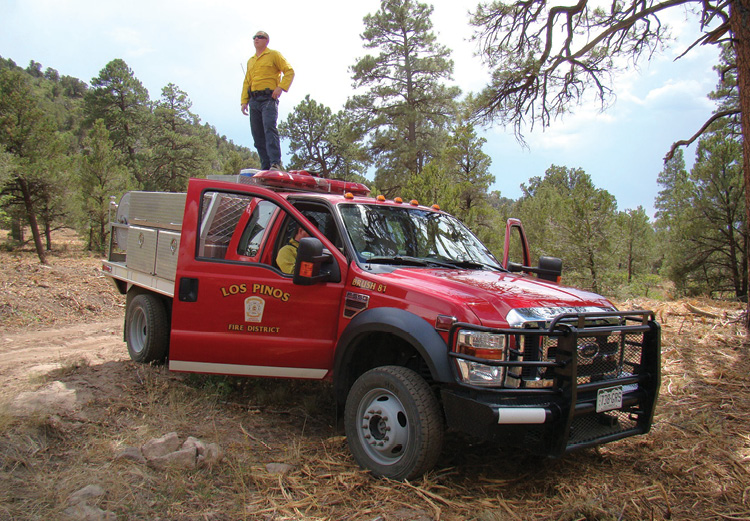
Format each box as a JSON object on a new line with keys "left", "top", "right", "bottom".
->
{"left": 110, "top": 28, "right": 154, "bottom": 58}
{"left": 642, "top": 79, "right": 714, "bottom": 109}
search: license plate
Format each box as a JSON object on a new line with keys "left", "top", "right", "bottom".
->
{"left": 596, "top": 386, "right": 623, "bottom": 413}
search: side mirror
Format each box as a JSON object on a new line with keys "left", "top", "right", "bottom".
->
{"left": 507, "top": 256, "right": 562, "bottom": 283}
{"left": 537, "top": 256, "right": 562, "bottom": 283}
{"left": 293, "top": 237, "right": 340, "bottom": 285}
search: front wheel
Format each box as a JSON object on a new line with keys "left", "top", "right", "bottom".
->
{"left": 344, "top": 366, "right": 444, "bottom": 480}
{"left": 125, "top": 293, "right": 169, "bottom": 364}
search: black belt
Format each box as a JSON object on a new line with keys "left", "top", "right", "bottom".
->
{"left": 249, "top": 88, "right": 273, "bottom": 98}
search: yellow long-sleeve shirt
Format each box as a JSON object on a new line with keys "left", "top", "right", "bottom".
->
{"left": 241, "top": 49, "right": 294, "bottom": 104}
{"left": 276, "top": 239, "right": 299, "bottom": 274}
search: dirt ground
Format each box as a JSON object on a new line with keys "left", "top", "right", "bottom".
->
{"left": 0, "top": 230, "right": 749, "bottom": 520}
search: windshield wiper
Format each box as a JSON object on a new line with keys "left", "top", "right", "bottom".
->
{"left": 365, "top": 256, "right": 458, "bottom": 269}
{"left": 421, "top": 255, "right": 506, "bottom": 271}
{"left": 446, "top": 259, "right": 506, "bottom": 271}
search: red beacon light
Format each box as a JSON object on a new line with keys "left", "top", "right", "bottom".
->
{"left": 252, "top": 169, "right": 370, "bottom": 196}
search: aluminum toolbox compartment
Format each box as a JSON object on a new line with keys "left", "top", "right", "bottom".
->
{"left": 155, "top": 230, "right": 181, "bottom": 282}
{"left": 126, "top": 226, "right": 158, "bottom": 275}
{"left": 128, "top": 192, "right": 186, "bottom": 231}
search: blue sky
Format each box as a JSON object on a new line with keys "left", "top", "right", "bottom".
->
{"left": 1, "top": 0, "right": 720, "bottom": 217}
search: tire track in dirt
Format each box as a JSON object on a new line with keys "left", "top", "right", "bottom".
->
{"left": 0, "top": 319, "right": 127, "bottom": 399}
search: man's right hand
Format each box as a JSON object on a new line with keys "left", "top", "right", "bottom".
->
{"left": 241, "top": 103, "right": 249, "bottom": 115}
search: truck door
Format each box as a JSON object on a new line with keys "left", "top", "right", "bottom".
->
{"left": 502, "top": 218, "right": 531, "bottom": 270}
{"left": 169, "top": 182, "right": 347, "bottom": 379}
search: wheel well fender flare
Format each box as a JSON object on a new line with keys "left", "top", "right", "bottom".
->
{"left": 333, "top": 307, "right": 453, "bottom": 399}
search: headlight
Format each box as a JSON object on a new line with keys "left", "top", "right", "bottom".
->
{"left": 455, "top": 359, "right": 505, "bottom": 387}
{"left": 454, "top": 330, "right": 507, "bottom": 387}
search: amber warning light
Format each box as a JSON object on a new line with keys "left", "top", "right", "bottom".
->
{"left": 299, "top": 262, "right": 314, "bottom": 278}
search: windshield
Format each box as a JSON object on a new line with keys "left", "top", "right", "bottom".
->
{"left": 339, "top": 203, "right": 501, "bottom": 269}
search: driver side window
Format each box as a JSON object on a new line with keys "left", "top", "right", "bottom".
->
{"left": 237, "top": 199, "right": 277, "bottom": 258}
{"left": 197, "top": 190, "right": 290, "bottom": 268}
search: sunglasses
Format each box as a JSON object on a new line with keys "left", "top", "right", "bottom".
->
{"left": 253, "top": 35, "right": 268, "bottom": 40}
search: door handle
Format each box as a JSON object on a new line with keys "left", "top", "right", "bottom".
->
{"left": 178, "top": 277, "right": 199, "bottom": 302}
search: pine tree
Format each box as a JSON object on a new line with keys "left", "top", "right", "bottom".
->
{"left": 78, "top": 119, "right": 130, "bottom": 253}
{"left": 0, "top": 68, "right": 64, "bottom": 264}
{"left": 614, "top": 207, "right": 655, "bottom": 285}
{"left": 148, "top": 83, "right": 212, "bottom": 192}
{"left": 85, "top": 59, "right": 151, "bottom": 187}
{"left": 280, "top": 95, "right": 368, "bottom": 180}
{"left": 516, "top": 166, "right": 617, "bottom": 293}
{"left": 348, "top": 0, "right": 460, "bottom": 195}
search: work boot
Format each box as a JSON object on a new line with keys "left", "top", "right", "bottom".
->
{"left": 269, "top": 162, "right": 283, "bottom": 171}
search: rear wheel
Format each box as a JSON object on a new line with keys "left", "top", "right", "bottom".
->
{"left": 126, "top": 293, "right": 169, "bottom": 363}
{"left": 344, "top": 365, "right": 444, "bottom": 480}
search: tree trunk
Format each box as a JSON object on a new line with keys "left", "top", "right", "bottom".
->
{"left": 627, "top": 241, "right": 634, "bottom": 284}
{"left": 45, "top": 219, "right": 52, "bottom": 251}
{"left": 588, "top": 249, "right": 599, "bottom": 294}
{"left": 10, "top": 216, "right": 23, "bottom": 243}
{"left": 99, "top": 217, "right": 108, "bottom": 255}
{"left": 17, "top": 177, "right": 48, "bottom": 265}
{"left": 730, "top": 0, "right": 750, "bottom": 328}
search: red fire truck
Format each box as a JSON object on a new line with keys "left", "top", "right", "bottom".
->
{"left": 102, "top": 169, "right": 660, "bottom": 480}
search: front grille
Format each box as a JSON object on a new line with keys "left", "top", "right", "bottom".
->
{"left": 510, "top": 329, "right": 646, "bottom": 390}
{"left": 577, "top": 331, "right": 644, "bottom": 386}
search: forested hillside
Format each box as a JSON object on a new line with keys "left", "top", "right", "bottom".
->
{"left": 0, "top": 56, "right": 259, "bottom": 261}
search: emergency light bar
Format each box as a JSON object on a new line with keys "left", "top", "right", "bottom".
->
{"left": 252, "top": 169, "right": 370, "bottom": 196}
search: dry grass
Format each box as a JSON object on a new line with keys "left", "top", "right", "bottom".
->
{"left": 0, "top": 233, "right": 749, "bottom": 520}
{"left": 0, "top": 229, "right": 124, "bottom": 333}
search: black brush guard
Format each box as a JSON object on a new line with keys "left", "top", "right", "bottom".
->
{"left": 441, "top": 311, "right": 661, "bottom": 456}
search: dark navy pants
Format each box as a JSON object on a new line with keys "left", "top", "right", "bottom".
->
{"left": 249, "top": 95, "right": 281, "bottom": 169}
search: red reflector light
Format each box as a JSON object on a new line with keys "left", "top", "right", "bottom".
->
{"left": 252, "top": 170, "right": 370, "bottom": 196}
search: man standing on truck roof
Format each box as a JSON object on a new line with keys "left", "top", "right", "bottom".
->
{"left": 240, "top": 30, "right": 294, "bottom": 171}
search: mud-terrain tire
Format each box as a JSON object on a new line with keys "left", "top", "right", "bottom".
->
{"left": 344, "top": 365, "right": 444, "bottom": 480}
{"left": 125, "top": 294, "right": 169, "bottom": 364}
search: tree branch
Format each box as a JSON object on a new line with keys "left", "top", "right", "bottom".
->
{"left": 675, "top": 20, "right": 731, "bottom": 60}
{"left": 572, "top": 0, "right": 693, "bottom": 60}
{"left": 664, "top": 109, "right": 741, "bottom": 160}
